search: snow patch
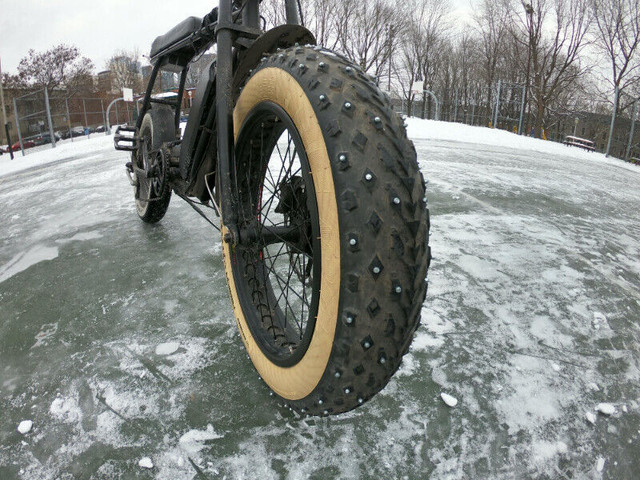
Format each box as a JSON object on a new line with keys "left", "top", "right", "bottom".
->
{"left": 179, "top": 424, "right": 223, "bottom": 454}
{"left": 31, "top": 322, "right": 59, "bottom": 349}
{"left": 155, "top": 342, "right": 180, "bottom": 356}
{"left": 441, "top": 393, "right": 458, "bottom": 407}
{"left": 596, "top": 403, "right": 616, "bottom": 415}
{"left": 50, "top": 395, "right": 80, "bottom": 423}
{"left": 17, "top": 420, "right": 33, "bottom": 434}
{"left": 592, "top": 312, "right": 610, "bottom": 330}
{"left": 138, "top": 457, "right": 154, "bottom": 469}
{"left": 55, "top": 231, "right": 103, "bottom": 244}
{"left": 0, "top": 245, "right": 59, "bottom": 284}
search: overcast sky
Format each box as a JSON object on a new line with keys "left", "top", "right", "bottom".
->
{"left": 0, "top": 0, "right": 474, "bottom": 74}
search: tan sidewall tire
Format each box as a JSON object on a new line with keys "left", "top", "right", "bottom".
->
{"left": 222, "top": 67, "right": 340, "bottom": 401}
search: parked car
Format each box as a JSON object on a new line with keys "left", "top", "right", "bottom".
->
{"left": 33, "top": 132, "right": 61, "bottom": 145}
{"left": 11, "top": 139, "right": 36, "bottom": 151}
{"left": 71, "top": 126, "right": 86, "bottom": 137}
{"left": 95, "top": 125, "right": 106, "bottom": 133}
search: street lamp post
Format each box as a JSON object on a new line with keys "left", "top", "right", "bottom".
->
{"left": 522, "top": 2, "right": 534, "bottom": 136}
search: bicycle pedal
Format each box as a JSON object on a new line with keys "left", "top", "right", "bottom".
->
{"left": 114, "top": 125, "right": 138, "bottom": 152}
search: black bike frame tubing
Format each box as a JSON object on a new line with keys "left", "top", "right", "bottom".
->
{"left": 215, "top": 0, "right": 239, "bottom": 229}
{"left": 136, "top": 63, "right": 160, "bottom": 129}
{"left": 216, "top": 0, "right": 300, "bottom": 233}
{"left": 175, "top": 67, "right": 188, "bottom": 133}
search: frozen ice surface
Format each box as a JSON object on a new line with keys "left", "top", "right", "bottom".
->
{"left": 17, "top": 420, "right": 32, "bottom": 434}
{"left": 1, "top": 119, "right": 640, "bottom": 479}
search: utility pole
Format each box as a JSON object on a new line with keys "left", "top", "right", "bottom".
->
{"left": 0, "top": 57, "right": 14, "bottom": 159}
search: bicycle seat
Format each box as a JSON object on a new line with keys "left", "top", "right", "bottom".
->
{"left": 150, "top": 17, "right": 202, "bottom": 58}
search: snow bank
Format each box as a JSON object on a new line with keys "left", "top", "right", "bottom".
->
{"left": 405, "top": 118, "right": 640, "bottom": 174}
{"left": 0, "top": 132, "right": 115, "bottom": 178}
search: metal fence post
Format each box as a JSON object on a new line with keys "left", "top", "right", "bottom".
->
{"left": 518, "top": 84, "right": 526, "bottom": 135}
{"left": 493, "top": 80, "right": 502, "bottom": 128}
{"left": 44, "top": 88, "right": 56, "bottom": 148}
{"left": 625, "top": 99, "right": 638, "bottom": 161}
{"left": 82, "top": 98, "right": 89, "bottom": 129}
{"left": 453, "top": 90, "right": 459, "bottom": 123}
{"left": 101, "top": 99, "right": 106, "bottom": 131}
{"left": 65, "top": 98, "right": 73, "bottom": 142}
{"left": 115, "top": 102, "right": 119, "bottom": 127}
{"left": 12, "top": 98, "right": 24, "bottom": 156}
{"left": 605, "top": 86, "right": 619, "bottom": 157}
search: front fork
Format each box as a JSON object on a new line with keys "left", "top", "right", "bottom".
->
{"left": 215, "top": 0, "right": 300, "bottom": 245}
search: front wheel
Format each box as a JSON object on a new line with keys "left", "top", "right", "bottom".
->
{"left": 223, "top": 46, "right": 430, "bottom": 415}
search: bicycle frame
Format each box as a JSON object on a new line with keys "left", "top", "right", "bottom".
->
{"left": 128, "top": 0, "right": 313, "bottom": 245}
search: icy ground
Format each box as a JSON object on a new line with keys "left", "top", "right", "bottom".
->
{"left": 1, "top": 119, "right": 639, "bottom": 479}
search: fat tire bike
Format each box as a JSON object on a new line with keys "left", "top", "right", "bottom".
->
{"left": 115, "top": 0, "right": 431, "bottom": 416}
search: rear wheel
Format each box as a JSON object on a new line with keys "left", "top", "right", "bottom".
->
{"left": 133, "top": 111, "right": 172, "bottom": 223}
{"left": 223, "top": 46, "right": 430, "bottom": 415}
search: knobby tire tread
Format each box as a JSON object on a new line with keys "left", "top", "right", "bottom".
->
{"left": 241, "top": 46, "right": 431, "bottom": 415}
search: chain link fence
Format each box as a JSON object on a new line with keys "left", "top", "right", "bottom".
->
{"left": 390, "top": 85, "right": 640, "bottom": 164}
{"left": 9, "top": 89, "right": 136, "bottom": 157}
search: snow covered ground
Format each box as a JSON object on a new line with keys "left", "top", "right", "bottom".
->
{"left": 0, "top": 119, "right": 639, "bottom": 479}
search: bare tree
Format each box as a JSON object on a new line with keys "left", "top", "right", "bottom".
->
{"left": 107, "top": 49, "right": 142, "bottom": 93}
{"left": 473, "top": 0, "right": 512, "bottom": 109}
{"left": 306, "top": 0, "right": 340, "bottom": 50}
{"left": 17, "top": 44, "right": 94, "bottom": 94}
{"left": 591, "top": 0, "right": 640, "bottom": 112}
{"left": 333, "top": 0, "right": 403, "bottom": 77}
{"left": 515, "top": 0, "right": 592, "bottom": 137}
{"left": 397, "top": 0, "right": 450, "bottom": 117}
